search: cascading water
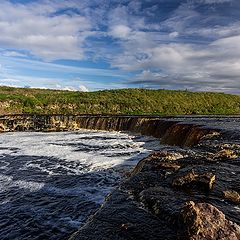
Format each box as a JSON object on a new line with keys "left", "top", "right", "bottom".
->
{"left": 0, "top": 130, "right": 160, "bottom": 240}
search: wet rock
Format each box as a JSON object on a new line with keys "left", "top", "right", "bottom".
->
{"left": 130, "top": 151, "right": 183, "bottom": 177}
{"left": 213, "top": 149, "right": 238, "bottom": 160}
{"left": 196, "top": 173, "right": 216, "bottom": 190}
{"left": 131, "top": 151, "right": 184, "bottom": 176}
{"left": 160, "top": 124, "right": 215, "bottom": 147}
{"left": 200, "top": 131, "right": 221, "bottom": 141}
{"left": 69, "top": 190, "right": 176, "bottom": 240}
{"left": 48, "top": 116, "right": 239, "bottom": 240}
{"left": 184, "top": 128, "right": 219, "bottom": 147}
{"left": 178, "top": 201, "right": 240, "bottom": 240}
{"left": 153, "top": 162, "right": 181, "bottom": 172}
{"left": 149, "top": 151, "right": 184, "bottom": 161}
{"left": 223, "top": 190, "right": 240, "bottom": 204}
{"left": 139, "top": 187, "right": 187, "bottom": 224}
{"left": 130, "top": 158, "right": 148, "bottom": 177}
{"left": 172, "top": 171, "right": 216, "bottom": 191}
{"left": 221, "top": 143, "right": 240, "bottom": 151}
{"left": 172, "top": 171, "right": 197, "bottom": 187}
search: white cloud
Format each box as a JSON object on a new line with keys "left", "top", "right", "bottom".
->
{"left": 200, "top": 0, "right": 233, "bottom": 4}
{"left": 109, "top": 25, "right": 132, "bottom": 39}
{"left": 79, "top": 85, "right": 89, "bottom": 92}
{"left": 62, "top": 86, "right": 78, "bottom": 92}
{"left": 211, "top": 35, "right": 240, "bottom": 50}
{"left": 169, "top": 32, "right": 179, "bottom": 38}
{"left": 108, "top": 5, "right": 129, "bottom": 27}
{"left": 61, "top": 84, "right": 89, "bottom": 92}
{"left": 112, "top": 30, "right": 240, "bottom": 93}
{"left": 0, "top": 0, "right": 239, "bottom": 93}
{"left": 2, "top": 51, "right": 28, "bottom": 58}
{"left": 101, "top": 0, "right": 240, "bottom": 94}
{"left": 0, "top": 0, "right": 91, "bottom": 61}
{"left": 0, "top": 75, "right": 90, "bottom": 92}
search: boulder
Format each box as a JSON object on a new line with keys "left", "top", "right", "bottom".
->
{"left": 178, "top": 201, "right": 240, "bottom": 240}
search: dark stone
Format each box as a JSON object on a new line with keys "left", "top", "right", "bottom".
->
{"left": 172, "top": 171, "right": 216, "bottom": 191}
{"left": 69, "top": 190, "right": 176, "bottom": 240}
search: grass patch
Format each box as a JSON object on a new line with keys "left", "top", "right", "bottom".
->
{"left": 0, "top": 86, "right": 239, "bottom": 115}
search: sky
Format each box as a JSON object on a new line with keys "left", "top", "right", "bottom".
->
{"left": 0, "top": 0, "right": 239, "bottom": 93}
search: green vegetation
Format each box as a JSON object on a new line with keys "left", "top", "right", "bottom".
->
{"left": 0, "top": 86, "right": 239, "bottom": 115}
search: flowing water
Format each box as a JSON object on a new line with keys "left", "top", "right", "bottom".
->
{"left": 0, "top": 130, "right": 160, "bottom": 240}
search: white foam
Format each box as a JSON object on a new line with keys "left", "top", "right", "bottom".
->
{"left": 234, "top": 206, "right": 240, "bottom": 213}
{"left": 0, "top": 174, "right": 45, "bottom": 192}
{"left": 0, "top": 130, "right": 160, "bottom": 175}
{"left": 0, "top": 160, "right": 10, "bottom": 170}
{"left": 0, "top": 130, "right": 161, "bottom": 236}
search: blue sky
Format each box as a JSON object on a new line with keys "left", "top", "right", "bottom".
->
{"left": 0, "top": 0, "right": 239, "bottom": 93}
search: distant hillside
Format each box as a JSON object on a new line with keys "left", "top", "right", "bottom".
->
{"left": 0, "top": 86, "right": 239, "bottom": 115}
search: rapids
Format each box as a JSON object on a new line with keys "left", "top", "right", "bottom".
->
{"left": 0, "top": 130, "right": 160, "bottom": 240}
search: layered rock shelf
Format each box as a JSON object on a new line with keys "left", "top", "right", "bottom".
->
{"left": 0, "top": 114, "right": 239, "bottom": 239}
{"left": 0, "top": 114, "right": 227, "bottom": 147}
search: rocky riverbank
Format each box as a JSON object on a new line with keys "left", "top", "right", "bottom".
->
{"left": 63, "top": 115, "right": 239, "bottom": 240}
{"left": 0, "top": 114, "right": 239, "bottom": 239}
{"left": 70, "top": 129, "right": 240, "bottom": 240}
{"left": 70, "top": 140, "right": 240, "bottom": 240}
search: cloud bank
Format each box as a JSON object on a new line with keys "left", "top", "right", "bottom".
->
{"left": 0, "top": 0, "right": 239, "bottom": 93}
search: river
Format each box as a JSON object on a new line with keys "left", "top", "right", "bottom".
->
{"left": 0, "top": 130, "right": 160, "bottom": 240}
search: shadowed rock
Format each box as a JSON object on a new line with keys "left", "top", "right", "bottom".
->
{"left": 69, "top": 190, "right": 176, "bottom": 240}
{"left": 154, "top": 162, "right": 181, "bottom": 172}
{"left": 172, "top": 171, "right": 216, "bottom": 191}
